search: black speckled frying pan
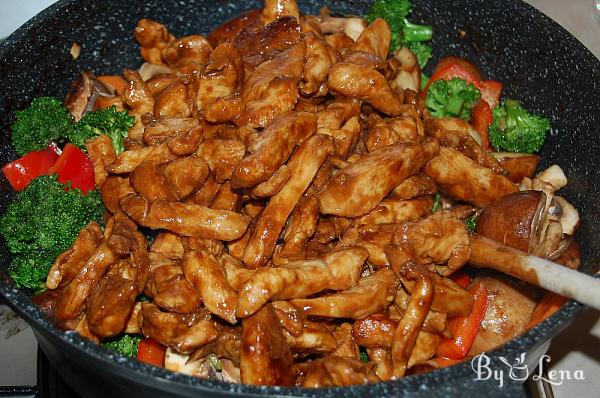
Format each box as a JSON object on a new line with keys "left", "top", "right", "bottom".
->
{"left": 0, "top": 1, "right": 599, "bottom": 397}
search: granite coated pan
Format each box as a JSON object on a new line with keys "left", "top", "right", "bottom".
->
{"left": 0, "top": 1, "right": 599, "bottom": 397}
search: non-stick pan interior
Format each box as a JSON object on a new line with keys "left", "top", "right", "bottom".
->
{"left": 0, "top": 1, "right": 599, "bottom": 397}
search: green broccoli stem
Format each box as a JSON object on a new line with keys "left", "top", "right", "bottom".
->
{"left": 403, "top": 19, "right": 433, "bottom": 42}
{"left": 446, "top": 97, "right": 466, "bottom": 117}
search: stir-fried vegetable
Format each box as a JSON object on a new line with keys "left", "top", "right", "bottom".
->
{"left": 103, "top": 334, "right": 143, "bottom": 357}
{"left": 137, "top": 339, "right": 166, "bottom": 367}
{"left": 0, "top": 175, "right": 104, "bottom": 291}
{"left": 426, "top": 77, "right": 481, "bottom": 120}
{"left": 11, "top": 97, "right": 74, "bottom": 156}
{"left": 71, "top": 106, "right": 135, "bottom": 155}
{"left": 2, "top": 145, "right": 61, "bottom": 191}
{"left": 488, "top": 99, "right": 551, "bottom": 153}
{"left": 366, "top": 0, "right": 433, "bottom": 67}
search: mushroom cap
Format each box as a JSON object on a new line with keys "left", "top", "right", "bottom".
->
{"left": 476, "top": 190, "right": 546, "bottom": 253}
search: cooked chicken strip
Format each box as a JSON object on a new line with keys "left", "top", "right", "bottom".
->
{"left": 210, "top": 182, "right": 241, "bottom": 211}
{"left": 147, "top": 253, "right": 200, "bottom": 314}
{"left": 150, "top": 231, "right": 184, "bottom": 260}
{"left": 130, "top": 160, "right": 179, "bottom": 202}
{"left": 107, "top": 142, "right": 177, "bottom": 174}
{"left": 332, "top": 323, "right": 360, "bottom": 359}
{"left": 250, "top": 165, "right": 291, "bottom": 198}
{"left": 365, "top": 113, "right": 423, "bottom": 152}
{"left": 208, "top": 9, "right": 262, "bottom": 47}
{"left": 100, "top": 175, "right": 136, "bottom": 214}
{"left": 301, "top": 357, "right": 371, "bottom": 387}
{"left": 354, "top": 196, "right": 433, "bottom": 226}
{"left": 240, "top": 77, "right": 301, "bottom": 129}
{"left": 142, "top": 116, "right": 199, "bottom": 146}
{"left": 352, "top": 314, "right": 397, "bottom": 349}
{"left": 327, "top": 62, "right": 402, "bottom": 116}
{"left": 240, "top": 304, "right": 294, "bottom": 386}
{"left": 242, "top": 134, "right": 334, "bottom": 268}
{"left": 390, "top": 262, "right": 434, "bottom": 378}
{"left": 368, "top": 347, "right": 394, "bottom": 381}
{"left": 261, "top": 0, "right": 300, "bottom": 25}
{"left": 232, "top": 112, "right": 316, "bottom": 188}
{"left": 167, "top": 126, "right": 205, "bottom": 156}
{"left": 196, "top": 43, "right": 244, "bottom": 110}
{"left": 390, "top": 174, "right": 437, "bottom": 200}
{"left": 153, "top": 79, "right": 193, "bottom": 117}
{"left": 139, "top": 303, "right": 218, "bottom": 353}
{"left": 162, "top": 34, "right": 212, "bottom": 70}
{"left": 196, "top": 138, "right": 245, "bottom": 183}
{"left": 234, "top": 16, "right": 301, "bottom": 65}
{"left": 134, "top": 19, "right": 175, "bottom": 65}
{"left": 279, "top": 195, "right": 319, "bottom": 257}
{"left": 392, "top": 210, "right": 471, "bottom": 277}
{"left": 290, "top": 268, "right": 397, "bottom": 319}
{"left": 424, "top": 147, "right": 518, "bottom": 208}
{"left": 161, "top": 156, "right": 209, "bottom": 200}
{"left": 189, "top": 173, "right": 222, "bottom": 207}
{"left": 300, "top": 32, "right": 337, "bottom": 95}
{"left": 122, "top": 69, "right": 154, "bottom": 141}
{"left": 351, "top": 18, "right": 391, "bottom": 60}
{"left": 222, "top": 253, "right": 257, "bottom": 291}
{"left": 183, "top": 249, "right": 238, "bottom": 324}
{"left": 319, "top": 137, "right": 439, "bottom": 217}
{"left": 120, "top": 195, "right": 249, "bottom": 241}
{"left": 203, "top": 96, "right": 244, "bottom": 124}
{"left": 85, "top": 135, "right": 116, "bottom": 187}
{"left": 86, "top": 259, "right": 138, "bottom": 338}
{"left": 271, "top": 300, "right": 305, "bottom": 338}
{"left": 46, "top": 222, "right": 104, "bottom": 290}
{"left": 283, "top": 321, "right": 337, "bottom": 354}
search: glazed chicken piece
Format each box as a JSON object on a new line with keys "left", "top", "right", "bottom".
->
{"left": 134, "top": 19, "right": 175, "bottom": 64}
{"left": 351, "top": 18, "right": 391, "bottom": 60}
{"left": 240, "top": 304, "right": 294, "bottom": 386}
{"left": 147, "top": 253, "right": 200, "bottom": 314}
{"left": 237, "top": 246, "right": 366, "bottom": 317}
{"left": 209, "top": 182, "right": 242, "bottom": 211}
{"left": 319, "top": 11, "right": 367, "bottom": 41}
{"left": 150, "top": 231, "right": 185, "bottom": 260}
{"left": 388, "top": 47, "right": 421, "bottom": 93}
{"left": 242, "top": 134, "right": 334, "bottom": 268}
{"left": 85, "top": 134, "right": 116, "bottom": 187}
{"left": 331, "top": 323, "right": 360, "bottom": 359}
{"left": 250, "top": 165, "right": 291, "bottom": 198}
{"left": 86, "top": 259, "right": 139, "bottom": 338}
{"left": 189, "top": 173, "right": 222, "bottom": 207}
{"left": 161, "top": 35, "right": 212, "bottom": 70}
{"left": 327, "top": 62, "right": 402, "bottom": 116}
{"left": 196, "top": 43, "right": 244, "bottom": 111}
{"left": 139, "top": 303, "right": 218, "bottom": 353}
{"left": 271, "top": 300, "right": 305, "bottom": 337}
{"left": 196, "top": 138, "right": 246, "bottom": 183}
{"left": 153, "top": 79, "right": 194, "bottom": 118}
{"left": 340, "top": 223, "right": 396, "bottom": 268}
{"left": 107, "top": 142, "right": 177, "bottom": 174}
{"left": 232, "top": 111, "right": 316, "bottom": 188}
{"left": 167, "top": 126, "right": 205, "bottom": 156}
{"left": 261, "top": 0, "right": 300, "bottom": 25}
{"left": 424, "top": 147, "right": 518, "bottom": 208}
{"left": 100, "top": 175, "right": 136, "bottom": 213}
{"left": 352, "top": 314, "right": 397, "bottom": 349}
{"left": 392, "top": 210, "right": 471, "bottom": 277}
{"left": 122, "top": 69, "right": 155, "bottom": 141}
{"left": 207, "top": 9, "right": 262, "bottom": 47}
{"left": 183, "top": 249, "right": 239, "bottom": 324}
{"left": 161, "top": 156, "right": 210, "bottom": 200}
{"left": 319, "top": 137, "right": 439, "bottom": 217}
{"left": 390, "top": 262, "right": 434, "bottom": 378}
{"left": 120, "top": 195, "right": 250, "bottom": 241}
{"left": 390, "top": 174, "right": 437, "bottom": 200}
{"left": 300, "top": 32, "right": 337, "bottom": 96}
{"left": 222, "top": 254, "right": 257, "bottom": 291}
{"left": 46, "top": 222, "right": 104, "bottom": 290}
{"left": 316, "top": 99, "right": 361, "bottom": 157}
{"left": 129, "top": 160, "right": 179, "bottom": 202}
{"left": 290, "top": 268, "right": 398, "bottom": 319}
{"left": 142, "top": 116, "right": 200, "bottom": 146}
{"left": 364, "top": 112, "right": 423, "bottom": 152}
{"left": 354, "top": 196, "right": 433, "bottom": 226}
{"left": 238, "top": 41, "right": 306, "bottom": 127}
{"left": 279, "top": 195, "right": 320, "bottom": 257}
{"left": 283, "top": 321, "right": 337, "bottom": 354}
{"left": 301, "top": 357, "right": 371, "bottom": 387}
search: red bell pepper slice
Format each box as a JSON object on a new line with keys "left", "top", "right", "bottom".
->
{"left": 137, "top": 339, "right": 166, "bottom": 367}
{"left": 49, "top": 143, "right": 95, "bottom": 194}
{"left": 477, "top": 80, "right": 503, "bottom": 110}
{"left": 437, "top": 281, "right": 489, "bottom": 360}
{"left": 2, "top": 144, "right": 61, "bottom": 191}
{"left": 472, "top": 100, "right": 494, "bottom": 151}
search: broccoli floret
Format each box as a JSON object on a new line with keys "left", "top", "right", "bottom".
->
{"left": 488, "top": 99, "right": 551, "bottom": 153}
{"left": 103, "top": 334, "right": 143, "bottom": 357}
{"left": 465, "top": 215, "right": 478, "bottom": 233}
{"left": 10, "top": 97, "right": 74, "bottom": 156}
{"left": 359, "top": 348, "right": 369, "bottom": 363}
{"left": 366, "top": 0, "right": 433, "bottom": 52}
{"left": 409, "top": 42, "right": 432, "bottom": 69}
{"left": 0, "top": 175, "right": 104, "bottom": 290}
{"left": 71, "top": 106, "right": 134, "bottom": 155}
{"left": 425, "top": 78, "right": 481, "bottom": 121}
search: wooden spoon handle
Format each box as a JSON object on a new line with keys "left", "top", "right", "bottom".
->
{"left": 469, "top": 234, "right": 600, "bottom": 311}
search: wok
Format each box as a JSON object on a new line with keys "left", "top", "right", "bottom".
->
{"left": 0, "top": 0, "right": 599, "bottom": 397}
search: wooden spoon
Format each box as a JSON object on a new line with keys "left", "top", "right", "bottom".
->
{"left": 469, "top": 234, "right": 600, "bottom": 311}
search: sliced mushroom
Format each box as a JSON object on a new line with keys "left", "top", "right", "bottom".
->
{"left": 491, "top": 152, "right": 540, "bottom": 183}
{"left": 65, "top": 71, "right": 115, "bottom": 121}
